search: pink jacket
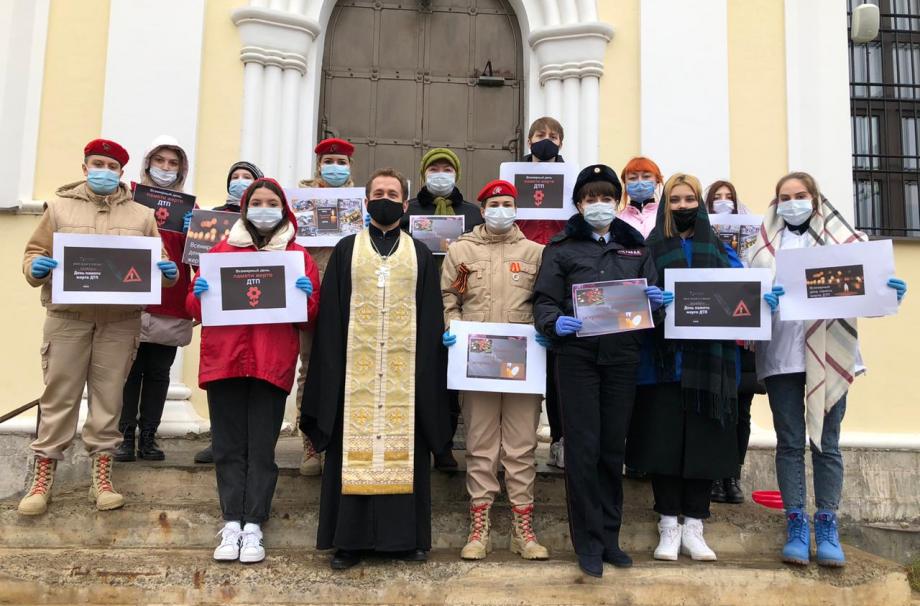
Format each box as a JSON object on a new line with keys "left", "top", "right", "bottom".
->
{"left": 617, "top": 202, "right": 659, "bottom": 239}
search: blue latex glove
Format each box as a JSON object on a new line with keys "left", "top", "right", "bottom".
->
{"left": 442, "top": 331, "right": 457, "bottom": 347}
{"left": 157, "top": 260, "right": 178, "bottom": 280}
{"left": 193, "top": 277, "right": 209, "bottom": 298}
{"left": 535, "top": 334, "right": 551, "bottom": 347}
{"left": 645, "top": 286, "right": 664, "bottom": 311}
{"left": 888, "top": 277, "right": 908, "bottom": 303}
{"left": 763, "top": 284, "right": 785, "bottom": 313}
{"left": 364, "top": 213, "right": 371, "bottom": 228}
{"left": 295, "top": 276, "right": 313, "bottom": 296}
{"left": 555, "top": 316, "right": 583, "bottom": 336}
{"left": 661, "top": 290, "right": 674, "bottom": 308}
{"left": 30, "top": 256, "right": 58, "bottom": 279}
{"left": 183, "top": 211, "right": 193, "bottom": 233}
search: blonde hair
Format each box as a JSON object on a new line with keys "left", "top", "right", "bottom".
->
{"left": 661, "top": 173, "right": 704, "bottom": 238}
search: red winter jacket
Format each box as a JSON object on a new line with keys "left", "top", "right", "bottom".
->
{"left": 186, "top": 179, "right": 320, "bottom": 393}
{"left": 147, "top": 229, "right": 193, "bottom": 319}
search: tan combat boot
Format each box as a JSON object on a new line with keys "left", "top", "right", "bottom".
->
{"left": 299, "top": 436, "right": 322, "bottom": 477}
{"left": 510, "top": 503, "right": 549, "bottom": 560}
{"left": 88, "top": 453, "right": 125, "bottom": 511}
{"left": 460, "top": 502, "right": 492, "bottom": 560}
{"left": 18, "top": 456, "right": 56, "bottom": 516}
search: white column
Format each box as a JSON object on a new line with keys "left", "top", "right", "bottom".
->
{"left": 540, "top": 0, "right": 561, "bottom": 26}
{"left": 278, "top": 67, "right": 302, "bottom": 186}
{"left": 528, "top": 18, "right": 613, "bottom": 167}
{"left": 784, "top": 0, "right": 854, "bottom": 221}
{"left": 640, "top": 0, "right": 730, "bottom": 185}
{"left": 99, "top": 0, "right": 209, "bottom": 434}
{"left": 575, "top": 0, "right": 598, "bottom": 21}
{"left": 561, "top": 77, "right": 581, "bottom": 167}
{"left": 233, "top": 5, "right": 320, "bottom": 179}
{"left": 260, "top": 64, "right": 284, "bottom": 176}
{"left": 0, "top": 0, "right": 49, "bottom": 209}
{"left": 579, "top": 74, "right": 600, "bottom": 164}
{"left": 240, "top": 62, "right": 265, "bottom": 161}
{"left": 544, "top": 79, "right": 564, "bottom": 121}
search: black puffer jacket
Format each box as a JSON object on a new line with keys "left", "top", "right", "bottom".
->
{"left": 533, "top": 212, "right": 659, "bottom": 364}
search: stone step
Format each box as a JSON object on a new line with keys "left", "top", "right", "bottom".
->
{"left": 0, "top": 547, "right": 910, "bottom": 606}
{"left": 0, "top": 490, "right": 786, "bottom": 554}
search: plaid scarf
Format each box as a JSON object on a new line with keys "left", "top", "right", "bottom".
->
{"left": 646, "top": 205, "right": 738, "bottom": 423}
{"left": 748, "top": 196, "right": 865, "bottom": 448}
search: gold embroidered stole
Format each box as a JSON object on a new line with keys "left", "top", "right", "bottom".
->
{"left": 341, "top": 230, "right": 418, "bottom": 495}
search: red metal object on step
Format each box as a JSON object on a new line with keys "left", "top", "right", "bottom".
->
{"left": 751, "top": 490, "right": 784, "bottom": 510}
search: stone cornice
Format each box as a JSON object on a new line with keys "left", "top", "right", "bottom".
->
{"left": 232, "top": 6, "right": 321, "bottom": 74}
{"left": 528, "top": 21, "right": 614, "bottom": 83}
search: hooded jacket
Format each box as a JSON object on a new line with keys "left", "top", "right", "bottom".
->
{"left": 186, "top": 179, "right": 321, "bottom": 393}
{"left": 441, "top": 224, "right": 544, "bottom": 326}
{"left": 135, "top": 136, "right": 194, "bottom": 345}
{"left": 532, "top": 213, "right": 658, "bottom": 364}
{"left": 23, "top": 180, "right": 176, "bottom": 320}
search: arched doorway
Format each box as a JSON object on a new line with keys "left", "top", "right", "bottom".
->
{"left": 318, "top": 0, "right": 524, "bottom": 197}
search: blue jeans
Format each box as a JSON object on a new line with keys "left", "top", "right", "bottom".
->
{"left": 765, "top": 373, "right": 846, "bottom": 511}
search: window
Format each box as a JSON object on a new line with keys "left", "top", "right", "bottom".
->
{"left": 849, "top": 0, "right": 920, "bottom": 236}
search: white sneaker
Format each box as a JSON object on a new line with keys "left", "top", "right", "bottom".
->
{"left": 213, "top": 522, "right": 242, "bottom": 561}
{"left": 549, "top": 439, "right": 565, "bottom": 469}
{"left": 240, "top": 523, "right": 265, "bottom": 564}
{"left": 680, "top": 518, "right": 717, "bottom": 561}
{"left": 654, "top": 520, "right": 681, "bottom": 561}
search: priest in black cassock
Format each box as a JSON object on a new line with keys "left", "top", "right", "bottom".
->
{"left": 300, "top": 167, "right": 451, "bottom": 570}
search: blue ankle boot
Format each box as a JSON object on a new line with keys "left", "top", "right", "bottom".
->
{"left": 782, "top": 509, "right": 810, "bottom": 565}
{"left": 814, "top": 510, "right": 846, "bottom": 567}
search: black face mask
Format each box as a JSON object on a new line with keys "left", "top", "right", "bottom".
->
{"left": 366, "top": 198, "right": 405, "bottom": 226}
{"left": 530, "top": 138, "right": 559, "bottom": 162}
{"left": 673, "top": 208, "right": 698, "bottom": 232}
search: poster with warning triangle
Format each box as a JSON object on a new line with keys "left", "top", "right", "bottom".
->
{"left": 664, "top": 267, "right": 773, "bottom": 341}
{"left": 51, "top": 233, "right": 162, "bottom": 305}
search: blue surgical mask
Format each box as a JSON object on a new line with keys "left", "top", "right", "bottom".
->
{"left": 626, "top": 179, "right": 656, "bottom": 203}
{"left": 149, "top": 166, "right": 178, "bottom": 187}
{"left": 320, "top": 164, "right": 351, "bottom": 187}
{"left": 582, "top": 202, "right": 616, "bottom": 229}
{"left": 247, "top": 206, "right": 284, "bottom": 233}
{"left": 777, "top": 199, "right": 814, "bottom": 227}
{"left": 228, "top": 179, "right": 252, "bottom": 201}
{"left": 86, "top": 169, "right": 120, "bottom": 195}
{"left": 426, "top": 172, "right": 456, "bottom": 196}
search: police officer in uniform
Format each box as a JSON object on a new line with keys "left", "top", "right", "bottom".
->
{"left": 532, "top": 165, "right": 665, "bottom": 577}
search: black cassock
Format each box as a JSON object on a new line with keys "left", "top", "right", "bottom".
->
{"left": 300, "top": 225, "right": 450, "bottom": 552}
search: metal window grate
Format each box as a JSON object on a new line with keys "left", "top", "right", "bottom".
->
{"left": 849, "top": 0, "right": 920, "bottom": 237}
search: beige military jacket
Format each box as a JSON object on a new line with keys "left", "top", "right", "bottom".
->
{"left": 441, "top": 223, "right": 544, "bottom": 326}
{"left": 23, "top": 180, "right": 175, "bottom": 320}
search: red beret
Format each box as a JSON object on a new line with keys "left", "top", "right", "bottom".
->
{"left": 314, "top": 138, "right": 354, "bottom": 157}
{"left": 477, "top": 179, "right": 517, "bottom": 203}
{"left": 84, "top": 138, "right": 129, "bottom": 167}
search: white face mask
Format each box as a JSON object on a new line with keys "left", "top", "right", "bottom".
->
{"left": 426, "top": 172, "right": 456, "bottom": 196}
{"left": 582, "top": 202, "right": 616, "bottom": 229}
{"left": 149, "top": 166, "right": 178, "bottom": 187}
{"left": 777, "top": 198, "right": 814, "bottom": 226}
{"left": 483, "top": 206, "right": 516, "bottom": 233}
{"left": 247, "top": 206, "right": 284, "bottom": 233}
{"left": 713, "top": 200, "right": 735, "bottom": 214}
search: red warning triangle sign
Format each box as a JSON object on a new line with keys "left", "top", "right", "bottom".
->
{"left": 733, "top": 299, "right": 751, "bottom": 317}
{"left": 123, "top": 267, "right": 143, "bottom": 283}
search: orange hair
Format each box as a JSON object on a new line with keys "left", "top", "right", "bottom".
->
{"left": 620, "top": 157, "right": 663, "bottom": 184}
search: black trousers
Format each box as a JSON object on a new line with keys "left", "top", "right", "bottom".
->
{"left": 651, "top": 475, "right": 712, "bottom": 519}
{"left": 207, "top": 377, "right": 286, "bottom": 525}
{"left": 120, "top": 342, "right": 178, "bottom": 431}
{"left": 545, "top": 350, "right": 563, "bottom": 443}
{"left": 736, "top": 391, "right": 754, "bottom": 470}
{"left": 557, "top": 351, "right": 637, "bottom": 557}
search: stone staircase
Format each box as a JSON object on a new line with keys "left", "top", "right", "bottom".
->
{"left": 0, "top": 435, "right": 912, "bottom": 605}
